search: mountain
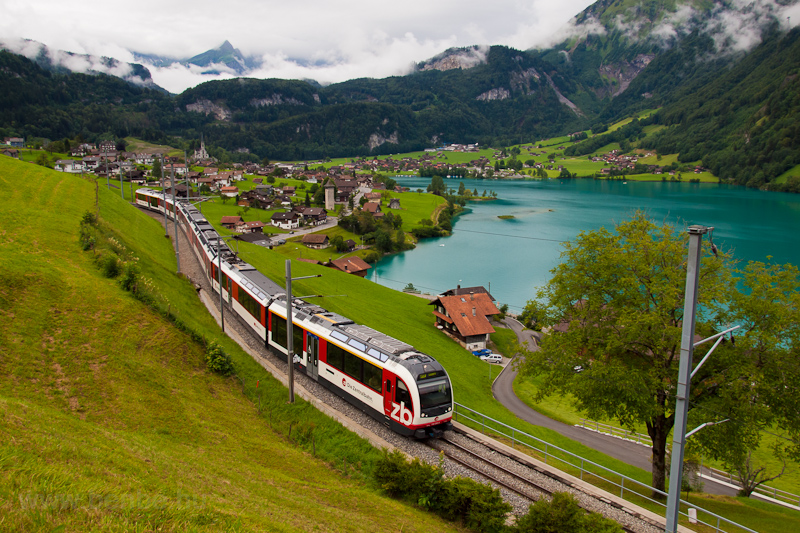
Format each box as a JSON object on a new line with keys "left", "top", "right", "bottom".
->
{"left": 186, "top": 40, "right": 256, "bottom": 75}
{"left": 0, "top": 37, "right": 163, "bottom": 91}
{"left": 1, "top": 0, "right": 799, "bottom": 188}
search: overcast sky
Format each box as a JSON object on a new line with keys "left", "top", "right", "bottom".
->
{"left": 0, "top": 0, "right": 596, "bottom": 92}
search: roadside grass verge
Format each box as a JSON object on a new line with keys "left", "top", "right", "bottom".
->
{"left": 0, "top": 156, "right": 462, "bottom": 533}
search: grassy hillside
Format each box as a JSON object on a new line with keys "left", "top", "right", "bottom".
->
{"left": 0, "top": 155, "right": 462, "bottom": 532}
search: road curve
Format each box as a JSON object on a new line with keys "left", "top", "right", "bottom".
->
{"left": 494, "top": 318, "right": 736, "bottom": 496}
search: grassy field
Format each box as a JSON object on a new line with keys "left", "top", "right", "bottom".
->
{"left": 0, "top": 156, "right": 464, "bottom": 532}
{"left": 513, "top": 367, "right": 800, "bottom": 496}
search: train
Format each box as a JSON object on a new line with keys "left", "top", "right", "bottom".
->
{"left": 135, "top": 188, "right": 454, "bottom": 438}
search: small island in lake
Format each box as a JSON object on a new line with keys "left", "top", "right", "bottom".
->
{"left": 497, "top": 215, "right": 515, "bottom": 220}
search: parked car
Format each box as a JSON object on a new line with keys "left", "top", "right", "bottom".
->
{"left": 472, "top": 348, "right": 491, "bottom": 357}
{"left": 480, "top": 353, "right": 503, "bottom": 364}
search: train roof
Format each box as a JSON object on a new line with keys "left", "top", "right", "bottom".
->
{"left": 167, "top": 194, "right": 447, "bottom": 380}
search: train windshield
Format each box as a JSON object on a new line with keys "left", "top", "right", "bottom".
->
{"left": 418, "top": 378, "right": 452, "bottom": 409}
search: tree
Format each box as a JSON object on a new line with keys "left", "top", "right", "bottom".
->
{"left": 517, "top": 212, "right": 800, "bottom": 495}
{"left": 457, "top": 181, "right": 466, "bottom": 196}
{"left": 151, "top": 158, "right": 162, "bottom": 179}
{"left": 428, "top": 175, "right": 446, "bottom": 196}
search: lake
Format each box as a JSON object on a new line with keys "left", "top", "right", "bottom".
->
{"left": 370, "top": 177, "right": 800, "bottom": 313}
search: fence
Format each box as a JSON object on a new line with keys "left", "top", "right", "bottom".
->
{"left": 577, "top": 418, "right": 799, "bottom": 510}
{"left": 453, "top": 403, "right": 758, "bottom": 533}
{"left": 701, "top": 464, "right": 800, "bottom": 508}
{"left": 579, "top": 418, "right": 650, "bottom": 446}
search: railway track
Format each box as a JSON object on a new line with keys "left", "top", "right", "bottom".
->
{"left": 426, "top": 430, "right": 661, "bottom": 533}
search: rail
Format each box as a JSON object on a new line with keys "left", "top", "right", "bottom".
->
{"left": 454, "top": 403, "right": 758, "bottom": 533}
{"left": 578, "top": 418, "right": 650, "bottom": 446}
{"left": 578, "top": 419, "right": 799, "bottom": 510}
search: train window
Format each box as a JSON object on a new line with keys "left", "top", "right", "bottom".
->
{"left": 364, "top": 362, "right": 382, "bottom": 393}
{"left": 418, "top": 378, "right": 452, "bottom": 409}
{"left": 385, "top": 380, "right": 392, "bottom": 394}
{"left": 270, "top": 313, "right": 303, "bottom": 351}
{"left": 238, "top": 287, "right": 262, "bottom": 321}
{"left": 343, "top": 351, "right": 362, "bottom": 381}
{"left": 347, "top": 339, "right": 366, "bottom": 352}
{"left": 396, "top": 379, "right": 411, "bottom": 407}
{"left": 326, "top": 342, "right": 345, "bottom": 371}
{"left": 271, "top": 313, "right": 287, "bottom": 349}
{"left": 330, "top": 331, "right": 348, "bottom": 343}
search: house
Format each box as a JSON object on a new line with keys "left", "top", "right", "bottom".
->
{"left": 302, "top": 233, "right": 329, "bottom": 249}
{"left": 329, "top": 256, "right": 371, "bottom": 277}
{"left": 235, "top": 232, "right": 271, "bottom": 247}
{"left": 219, "top": 186, "right": 239, "bottom": 197}
{"left": 364, "top": 192, "right": 382, "bottom": 203}
{"left": 4, "top": 137, "right": 24, "bottom": 148}
{"left": 2, "top": 149, "right": 19, "bottom": 158}
{"left": 270, "top": 211, "right": 301, "bottom": 230}
{"left": 54, "top": 160, "right": 84, "bottom": 173}
{"left": 298, "top": 207, "right": 327, "bottom": 226}
{"left": 388, "top": 198, "right": 401, "bottom": 209}
{"left": 238, "top": 221, "right": 265, "bottom": 233}
{"left": 429, "top": 287, "right": 501, "bottom": 351}
{"left": 220, "top": 216, "right": 243, "bottom": 229}
{"left": 362, "top": 202, "right": 383, "bottom": 218}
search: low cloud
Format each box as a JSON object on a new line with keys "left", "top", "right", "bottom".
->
{"left": 538, "top": 16, "right": 607, "bottom": 49}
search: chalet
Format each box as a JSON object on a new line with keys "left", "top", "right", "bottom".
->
{"left": 54, "top": 160, "right": 84, "bottom": 173}
{"left": 2, "top": 149, "right": 19, "bottom": 159}
{"left": 235, "top": 232, "right": 271, "bottom": 247}
{"left": 301, "top": 233, "right": 329, "bottom": 249}
{"left": 219, "top": 186, "right": 239, "bottom": 197}
{"left": 298, "top": 207, "right": 327, "bottom": 226}
{"left": 270, "top": 211, "right": 301, "bottom": 230}
{"left": 238, "top": 221, "right": 265, "bottom": 234}
{"left": 362, "top": 202, "right": 383, "bottom": 217}
{"left": 388, "top": 198, "right": 401, "bottom": 209}
{"left": 164, "top": 163, "right": 187, "bottom": 175}
{"left": 329, "top": 256, "right": 371, "bottom": 277}
{"left": 364, "top": 192, "right": 382, "bottom": 203}
{"left": 220, "top": 216, "right": 243, "bottom": 229}
{"left": 4, "top": 137, "right": 24, "bottom": 148}
{"left": 83, "top": 156, "right": 102, "bottom": 169}
{"left": 282, "top": 186, "right": 296, "bottom": 196}
{"left": 429, "top": 286, "right": 500, "bottom": 351}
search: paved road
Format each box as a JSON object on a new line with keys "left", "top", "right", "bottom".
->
{"left": 495, "top": 317, "right": 737, "bottom": 496}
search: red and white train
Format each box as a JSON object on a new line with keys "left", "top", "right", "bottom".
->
{"left": 135, "top": 188, "right": 453, "bottom": 438}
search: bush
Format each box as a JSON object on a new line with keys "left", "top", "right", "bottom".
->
{"left": 364, "top": 251, "right": 381, "bottom": 263}
{"left": 514, "top": 493, "right": 621, "bottom": 533}
{"left": 100, "top": 254, "right": 121, "bottom": 278}
{"left": 436, "top": 476, "right": 510, "bottom": 533}
{"left": 374, "top": 450, "right": 510, "bottom": 531}
{"left": 205, "top": 341, "right": 234, "bottom": 375}
{"left": 119, "top": 262, "right": 139, "bottom": 292}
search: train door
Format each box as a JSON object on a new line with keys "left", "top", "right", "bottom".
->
{"left": 306, "top": 334, "right": 319, "bottom": 381}
{"left": 383, "top": 377, "right": 393, "bottom": 423}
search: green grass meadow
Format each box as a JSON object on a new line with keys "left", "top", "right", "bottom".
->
{"left": 2, "top": 154, "right": 796, "bottom": 532}
{"left": 0, "top": 156, "right": 463, "bottom": 532}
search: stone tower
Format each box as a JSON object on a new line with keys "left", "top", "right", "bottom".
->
{"left": 324, "top": 180, "right": 335, "bottom": 211}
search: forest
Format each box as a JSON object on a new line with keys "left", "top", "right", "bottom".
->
{"left": 2, "top": 24, "right": 800, "bottom": 189}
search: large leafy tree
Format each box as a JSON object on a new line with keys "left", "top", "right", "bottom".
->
{"left": 518, "top": 212, "right": 800, "bottom": 494}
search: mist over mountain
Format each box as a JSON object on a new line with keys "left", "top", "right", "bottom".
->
{"left": 1, "top": 0, "right": 799, "bottom": 189}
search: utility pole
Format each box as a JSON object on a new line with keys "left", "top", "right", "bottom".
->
{"left": 171, "top": 164, "right": 180, "bottom": 274}
{"left": 161, "top": 155, "right": 168, "bottom": 237}
{"left": 665, "top": 225, "right": 708, "bottom": 533}
{"left": 118, "top": 160, "right": 124, "bottom": 199}
{"left": 218, "top": 237, "right": 225, "bottom": 333}
{"left": 285, "top": 260, "right": 321, "bottom": 404}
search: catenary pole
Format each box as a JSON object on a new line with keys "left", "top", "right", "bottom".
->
{"left": 665, "top": 225, "right": 709, "bottom": 533}
{"left": 286, "top": 260, "right": 294, "bottom": 403}
{"left": 218, "top": 238, "right": 224, "bottom": 333}
{"left": 161, "top": 155, "right": 168, "bottom": 237}
{"left": 171, "top": 164, "right": 180, "bottom": 274}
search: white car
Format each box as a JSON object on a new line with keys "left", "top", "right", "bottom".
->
{"left": 480, "top": 353, "right": 503, "bottom": 364}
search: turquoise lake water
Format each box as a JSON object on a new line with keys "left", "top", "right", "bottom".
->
{"left": 371, "top": 177, "right": 800, "bottom": 313}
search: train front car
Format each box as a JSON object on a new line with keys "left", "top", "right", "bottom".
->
{"left": 388, "top": 352, "right": 454, "bottom": 438}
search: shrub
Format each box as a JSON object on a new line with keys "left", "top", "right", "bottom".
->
{"left": 514, "top": 493, "right": 622, "bottom": 533}
{"left": 363, "top": 251, "right": 381, "bottom": 263}
{"left": 436, "top": 476, "right": 510, "bottom": 533}
{"left": 119, "top": 262, "right": 139, "bottom": 292}
{"left": 205, "top": 341, "right": 234, "bottom": 375}
{"left": 100, "top": 254, "right": 121, "bottom": 278}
